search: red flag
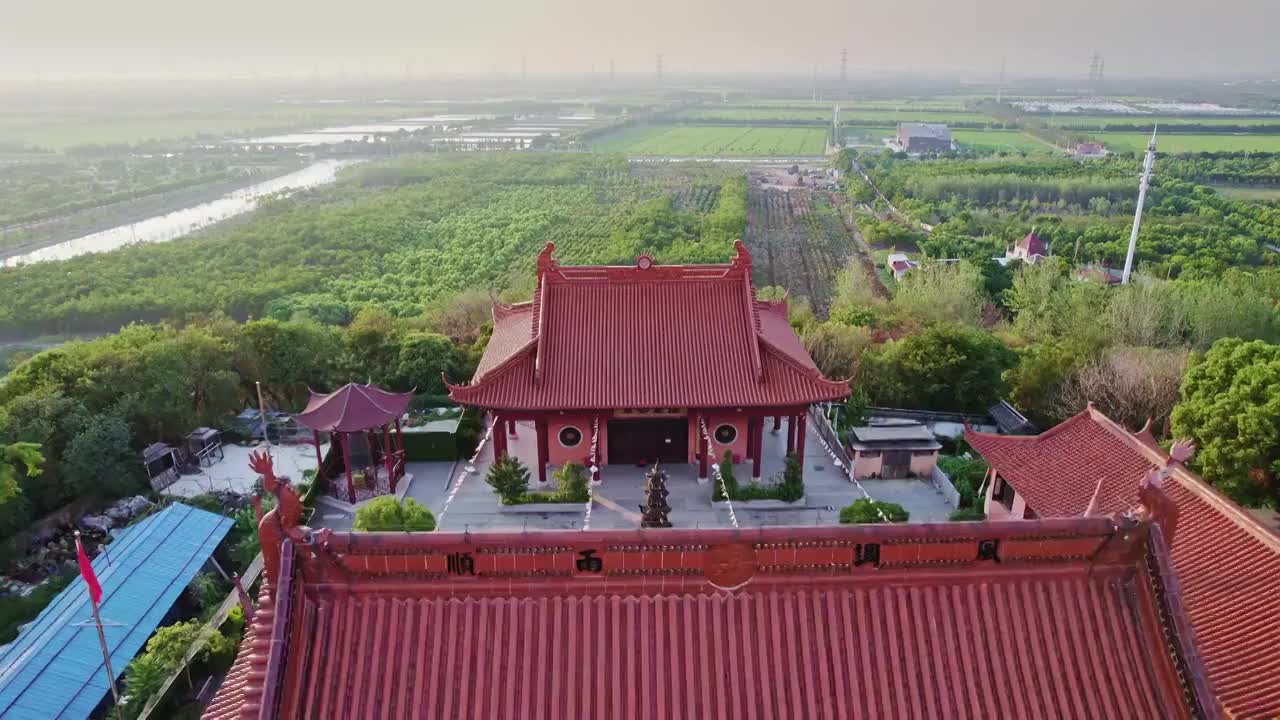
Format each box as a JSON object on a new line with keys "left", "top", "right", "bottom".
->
{"left": 75, "top": 533, "right": 102, "bottom": 606}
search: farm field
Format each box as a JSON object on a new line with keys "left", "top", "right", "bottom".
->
{"left": 0, "top": 105, "right": 408, "bottom": 151}
{"left": 1209, "top": 184, "right": 1280, "bottom": 201}
{"left": 672, "top": 108, "right": 994, "bottom": 126}
{"left": 1047, "top": 114, "right": 1280, "bottom": 129}
{"left": 951, "top": 129, "right": 1056, "bottom": 154}
{"left": 743, "top": 186, "right": 860, "bottom": 315}
{"left": 593, "top": 124, "right": 828, "bottom": 157}
{"left": 743, "top": 99, "right": 973, "bottom": 111}
{"left": 843, "top": 127, "right": 896, "bottom": 147}
{"left": 1092, "top": 133, "right": 1280, "bottom": 154}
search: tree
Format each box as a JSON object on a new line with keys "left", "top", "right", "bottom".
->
{"left": 1105, "top": 277, "right": 1187, "bottom": 348}
{"left": 863, "top": 324, "right": 1017, "bottom": 413}
{"left": 393, "top": 332, "right": 466, "bottom": 394}
{"left": 1002, "top": 341, "right": 1083, "bottom": 428}
{"left": 62, "top": 414, "right": 141, "bottom": 498}
{"left": 801, "top": 322, "right": 873, "bottom": 380}
{"left": 485, "top": 455, "right": 531, "bottom": 504}
{"left": 0, "top": 443, "right": 42, "bottom": 537}
{"left": 553, "top": 462, "right": 589, "bottom": 503}
{"left": 1171, "top": 338, "right": 1280, "bottom": 506}
{"left": 891, "top": 261, "right": 986, "bottom": 327}
{"left": 353, "top": 496, "right": 437, "bottom": 531}
{"left": 1056, "top": 347, "right": 1188, "bottom": 432}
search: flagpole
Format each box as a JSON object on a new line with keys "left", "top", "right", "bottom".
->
{"left": 75, "top": 531, "right": 120, "bottom": 706}
{"left": 256, "top": 380, "right": 272, "bottom": 456}
{"left": 92, "top": 598, "right": 120, "bottom": 705}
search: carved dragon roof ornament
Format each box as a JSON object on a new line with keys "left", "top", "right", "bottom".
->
{"left": 248, "top": 449, "right": 327, "bottom": 588}
{"left": 1132, "top": 439, "right": 1196, "bottom": 544}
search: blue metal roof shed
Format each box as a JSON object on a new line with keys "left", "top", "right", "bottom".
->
{"left": 0, "top": 503, "right": 233, "bottom": 720}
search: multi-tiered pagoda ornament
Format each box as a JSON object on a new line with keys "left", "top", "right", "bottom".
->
{"left": 639, "top": 464, "right": 672, "bottom": 528}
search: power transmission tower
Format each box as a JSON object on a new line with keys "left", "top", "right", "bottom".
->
{"left": 1088, "top": 51, "right": 1104, "bottom": 91}
{"left": 840, "top": 48, "right": 848, "bottom": 84}
{"left": 996, "top": 57, "right": 1006, "bottom": 103}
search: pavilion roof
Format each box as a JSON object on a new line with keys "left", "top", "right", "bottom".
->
{"left": 967, "top": 406, "right": 1280, "bottom": 719}
{"left": 205, "top": 512, "right": 1217, "bottom": 719}
{"left": 447, "top": 242, "right": 848, "bottom": 411}
{"left": 294, "top": 383, "right": 413, "bottom": 433}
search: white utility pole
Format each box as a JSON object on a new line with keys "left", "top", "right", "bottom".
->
{"left": 1121, "top": 127, "right": 1158, "bottom": 285}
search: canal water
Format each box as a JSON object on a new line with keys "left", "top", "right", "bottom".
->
{"left": 3, "top": 159, "right": 355, "bottom": 267}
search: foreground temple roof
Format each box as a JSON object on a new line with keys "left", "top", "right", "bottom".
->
{"left": 967, "top": 406, "right": 1280, "bottom": 719}
{"left": 206, "top": 487, "right": 1217, "bottom": 719}
{"left": 447, "top": 242, "right": 848, "bottom": 411}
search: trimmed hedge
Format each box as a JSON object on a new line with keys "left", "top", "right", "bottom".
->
{"left": 840, "top": 498, "right": 910, "bottom": 524}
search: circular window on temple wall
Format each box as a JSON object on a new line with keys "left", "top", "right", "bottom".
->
{"left": 558, "top": 426, "right": 583, "bottom": 448}
{"left": 714, "top": 424, "right": 738, "bottom": 445}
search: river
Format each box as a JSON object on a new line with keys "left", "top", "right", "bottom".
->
{"left": 2, "top": 159, "right": 356, "bottom": 267}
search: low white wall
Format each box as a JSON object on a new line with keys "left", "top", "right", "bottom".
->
{"left": 930, "top": 465, "right": 961, "bottom": 510}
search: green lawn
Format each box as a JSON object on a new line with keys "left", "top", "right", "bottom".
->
{"left": 1091, "top": 133, "right": 1280, "bottom": 154}
{"left": 592, "top": 125, "right": 828, "bottom": 157}
{"left": 951, "top": 130, "right": 1057, "bottom": 155}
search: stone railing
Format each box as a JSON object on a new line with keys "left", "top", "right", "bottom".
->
{"left": 808, "top": 405, "right": 852, "bottom": 477}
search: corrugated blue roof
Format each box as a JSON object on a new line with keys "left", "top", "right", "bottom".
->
{"left": 0, "top": 503, "right": 233, "bottom": 720}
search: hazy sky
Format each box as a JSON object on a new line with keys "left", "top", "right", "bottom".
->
{"left": 2, "top": 0, "right": 1277, "bottom": 79}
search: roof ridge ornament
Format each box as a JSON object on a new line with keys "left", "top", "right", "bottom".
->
{"left": 536, "top": 241, "right": 559, "bottom": 278}
{"left": 728, "top": 239, "right": 753, "bottom": 276}
{"left": 1135, "top": 439, "right": 1195, "bottom": 544}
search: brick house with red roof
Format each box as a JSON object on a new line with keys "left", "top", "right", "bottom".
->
{"left": 203, "top": 451, "right": 1220, "bottom": 719}
{"left": 967, "top": 406, "right": 1280, "bottom": 719}
{"left": 447, "top": 241, "right": 849, "bottom": 484}
{"left": 1006, "top": 230, "right": 1049, "bottom": 264}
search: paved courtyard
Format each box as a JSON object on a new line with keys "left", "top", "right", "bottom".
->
{"left": 312, "top": 418, "right": 954, "bottom": 532}
{"left": 161, "top": 441, "right": 327, "bottom": 498}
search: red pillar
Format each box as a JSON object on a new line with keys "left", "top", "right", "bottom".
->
{"left": 535, "top": 418, "right": 549, "bottom": 484}
{"left": 508, "top": 420, "right": 517, "bottom": 436}
{"left": 382, "top": 424, "right": 396, "bottom": 493}
{"left": 796, "top": 413, "right": 808, "bottom": 472}
{"left": 786, "top": 415, "right": 796, "bottom": 455}
{"left": 394, "top": 418, "right": 404, "bottom": 455}
{"left": 773, "top": 415, "right": 782, "bottom": 433}
{"left": 745, "top": 417, "right": 756, "bottom": 462}
{"left": 747, "top": 417, "right": 757, "bottom": 479}
{"left": 492, "top": 414, "right": 507, "bottom": 461}
{"left": 697, "top": 416, "right": 709, "bottom": 481}
{"left": 312, "top": 431, "right": 325, "bottom": 483}
{"left": 340, "top": 432, "right": 355, "bottom": 503}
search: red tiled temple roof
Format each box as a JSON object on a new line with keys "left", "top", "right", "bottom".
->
{"left": 294, "top": 383, "right": 414, "bottom": 433}
{"left": 967, "top": 406, "right": 1280, "bottom": 719}
{"left": 207, "top": 511, "right": 1218, "bottom": 719}
{"left": 447, "top": 242, "right": 848, "bottom": 411}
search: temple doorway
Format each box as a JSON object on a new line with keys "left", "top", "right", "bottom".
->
{"left": 608, "top": 418, "right": 688, "bottom": 465}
